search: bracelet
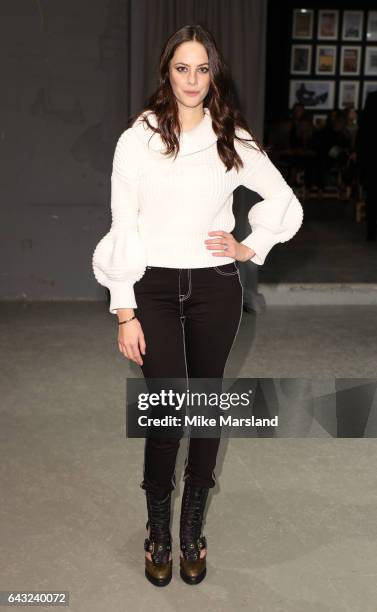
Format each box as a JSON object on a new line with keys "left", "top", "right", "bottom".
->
{"left": 118, "top": 315, "right": 137, "bottom": 326}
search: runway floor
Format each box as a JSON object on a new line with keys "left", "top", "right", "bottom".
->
{"left": 1, "top": 301, "right": 377, "bottom": 611}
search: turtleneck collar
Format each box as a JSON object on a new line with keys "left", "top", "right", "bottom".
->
{"left": 132, "top": 107, "right": 217, "bottom": 156}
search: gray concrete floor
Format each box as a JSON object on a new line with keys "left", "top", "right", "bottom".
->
{"left": 1, "top": 301, "right": 377, "bottom": 611}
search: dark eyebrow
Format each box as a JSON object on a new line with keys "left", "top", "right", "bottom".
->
{"left": 174, "top": 62, "right": 209, "bottom": 66}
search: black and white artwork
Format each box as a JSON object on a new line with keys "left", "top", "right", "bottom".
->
{"left": 342, "top": 11, "right": 363, "bottom": 41}
{"left": 289, "top": 80, "right": 335, "bottom": 109}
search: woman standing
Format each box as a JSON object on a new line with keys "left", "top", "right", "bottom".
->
{"left": 92, "top": 24, "right": 303, "bottom": 587}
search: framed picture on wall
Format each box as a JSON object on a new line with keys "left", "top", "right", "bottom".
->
{"left": 315, "top": 45, "right": 336, "bottom": 75}
{"left": 317, "top": 10, "right": 339, "bottom": 40}
{"left": 289, "top": 80, "right": 335, "bottom": 109}
{"left": 338, "top": 81, "right": 360, "bottom": 109}
{"left": 362, "top": 81, "right": 377, "bottom": 107}
{"left": 364, "top": 47, "right": 377, "bottom": 76}
{"left": 291, "top": 45, "right": 312, "bottom": 74}
{"left": 342, "top": 11, "right": 363, "bottom": 41}
{"left": 312, "top": 113, "right": 328, "bottom": 129}
{"left": 366, "top": 11, "right": 377, "bottom": 41}
{"left": 292, "top": 9, "right": 313, "bottom": 39}
{"left": 340, "top": 46, "right": 361, "bottom": 75}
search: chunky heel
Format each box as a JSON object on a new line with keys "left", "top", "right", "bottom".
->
{"left": 179, "top": 482, "right": 209, "bottom": 585}
{"left": 144, "top": 490, "right": 173, "bottom": 587}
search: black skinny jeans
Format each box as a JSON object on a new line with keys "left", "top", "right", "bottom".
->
{"left": 133, "top": 262, "right": 243, "bottom": 499}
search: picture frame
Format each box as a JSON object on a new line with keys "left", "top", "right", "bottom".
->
{"left": 292, "top": 8, "right": 313, "bottom": 39}
{"left": 317, "top": 10, "right": 339, "bottom": 40}
{"left": 362, "top": 81, "right": 377, "bottom": 108}
{"left": 291, "top": 44, "right": 312, "bottom": 74}
{"left": 312, "top": 113, "right": 328, "bottom": 129}
{"left": 340, "top": 46, "right": 361, "bottom": 75}
{"left": 364, "top": 47, "right": 377, "bottom": 76}
{"left": 342, "top": 11, "right": 363, "bottom": 41}
{"left": 315, "top": 45, "right": 337, "bottom": 75}
{"left": 289, "top": 79, "right": 335, "bottom": 109}
{"left": 338, "top": 81, "right": 360, "bottom": 109}
{"left": 366, "top": 11, "right": 377, "bottom": 42}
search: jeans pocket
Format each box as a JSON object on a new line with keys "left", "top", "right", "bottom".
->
{"left": 212, "top": 262, "right": 239, "bottom": 276}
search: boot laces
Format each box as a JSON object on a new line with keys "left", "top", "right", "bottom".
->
{"left": 145, "top": 491, "right": 171, "bottom": 565}
{"left": 180, "top": 485, "right": 208, "bottom": 560}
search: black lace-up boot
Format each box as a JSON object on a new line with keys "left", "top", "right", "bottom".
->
{"left": 144, "top": 489, "right": 172, "bottom": 586}
{"left": 179, "top": 482, "right": 210, "bottom": 585}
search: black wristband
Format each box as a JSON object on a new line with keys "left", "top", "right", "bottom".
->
{"left": 118, "top": 315, "right": 136, "bottom": 326}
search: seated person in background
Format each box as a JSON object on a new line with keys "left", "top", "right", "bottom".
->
{"left": 289, "top": 102, "right": 314, "bottom": 151}
{"left": 309, "top": 110, "right": 349, "bottom": 193}
{"left": 340, "top": 107, "right": 359, "bottom": 196}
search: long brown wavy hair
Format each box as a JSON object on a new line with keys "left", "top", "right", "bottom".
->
{"left": 128, "top": 24, "right": 268, "bottom": 172}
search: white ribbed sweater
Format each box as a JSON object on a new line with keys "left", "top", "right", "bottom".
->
{"left": 92, "top": 108, "right": 304, "bottom": 313}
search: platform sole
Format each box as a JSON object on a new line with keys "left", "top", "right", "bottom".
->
{"left": 145, "top": 567, "right": 172, "bottom": 587}
{"left": 179, "top": 566, "right": 206, "bottom": 585}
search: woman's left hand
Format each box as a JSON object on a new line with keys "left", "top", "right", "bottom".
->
{"left": 205, "top": 230, "right": 255, "bottom": 262}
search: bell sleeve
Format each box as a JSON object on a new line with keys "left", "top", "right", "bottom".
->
{"left": 235, "top": 130, "right": 304, "bottom": 265}
{"left": 92, "top": 128, "right": 147, "bottom": 313}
